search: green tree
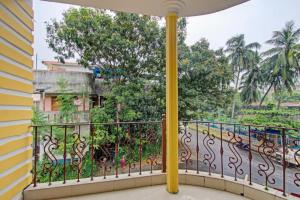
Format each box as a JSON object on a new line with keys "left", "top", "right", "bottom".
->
{"left": 179, "top": 39, "right": 233, "bottom": 120}
{"left": 46, "top": 8, "right": 238, "bottom": 122}
{"left": 225, "top": 34, "right": 260, "bottom": 118}
{"left": 79, "top": 83, "right": 90, "bottom": 112}
{"left": 31, "top": 107, "right": 48, "bottom": 138}
{"left": 46, "top": 8, "right": 165, "bottom": 122}
{"left": 260, "top": 21, "right": 300, "bottom": 107}
{"left": 32, "top": 107, "right": 47, "bottom": 125}
{"left": 56, "top": 78, "right": 77, "bottom": 123}
{"left": 240, "top": 50, "right": 262, "bottom": 104}
{"left": 90, "top": 106, "right": 115, "bottom": 148}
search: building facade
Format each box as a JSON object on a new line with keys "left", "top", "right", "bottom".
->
{"left": 0, "top": 1, "right": 34, "bottom": 199}
{"left": 33, "top": 61, "right": 104, "bottom": 122}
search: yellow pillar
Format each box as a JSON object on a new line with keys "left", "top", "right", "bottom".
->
{"left": 166, "top": 13, "right": 178, "bottom": 193}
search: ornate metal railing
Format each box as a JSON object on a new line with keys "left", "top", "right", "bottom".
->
{"left": 31, "top": 119, "right": 299, "bottom": 197}
{"left": 32, "top": 120, "right": 165, "bottom": 187}
{"left": 179, "top": 121, "right": 300, "bottom": 197}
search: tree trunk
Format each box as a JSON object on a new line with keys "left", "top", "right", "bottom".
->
{"left": 277, "top": 99, "right": 281, "bottom": 109}
{"left": 259, "top": 82, "right": 273, "bottom": 107}
{"left": 230, "top": 70, "right": 240, "bottom": 119}
{"left": 116, "top": 103, "right": 121, "bottom": 123}
{"left": 230, "top": 97, "right": 236, "bottom": 119}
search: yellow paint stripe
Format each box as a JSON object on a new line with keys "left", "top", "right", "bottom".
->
{"left": 0, "top": 27, "right": 33, "bottom": 55}
{"left": 0, "top": 135, "right": 32, "bottom": 156}
{"left": 0, "top": 8, "right": 33, "bottom": 42}
{"left": 0, "top": 110, "right": 32, "bottom": 121}
{"left": 0, "top": 60, "right": 33, "bottom": 81}
{"left": 0, "top": 94, "right": 33, "bottom": 106}
{"left": 2, "top": 0, "right": 33, "bottom": 30}
{"left": 2, "top": 175, "right": 32, "bottom": 200}
{"left": 16, "top": 0, "right": 33, "bottom": 18}
{"left": 0, "top": 162, "right": 32, "bottom": 190}
{"left": 0, "top": 77, "right": 33, "bottom": 93}
{"left": 0, "top": 43, "right": 33, "bottom": 68}
{"left": 0, "top": 124, "right": 31, "bottom": 139}
{"left": 0, "top": 148, "right": 32, "bottom": 173}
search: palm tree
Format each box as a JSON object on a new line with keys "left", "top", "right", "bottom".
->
{"left": 240, "top": 51, "right": 262, "bottom": 104}
{"left": 293, "top": 43, "right": 300, "bottom": 66}
{"left": 225, "top": 34, "right": 260, "bottom": 118}
{"left": 259, "top": 21, "right": 300, "bottom": 107}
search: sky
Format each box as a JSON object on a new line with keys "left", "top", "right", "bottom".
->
{"left": 33, "top": 0, "right": 300, "bottom": 69}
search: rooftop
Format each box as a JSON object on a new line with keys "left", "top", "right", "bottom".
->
{"left": 42, "top": 61, "right": 92, "bottom": 73}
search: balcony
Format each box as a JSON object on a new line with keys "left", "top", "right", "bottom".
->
{"left": 24, "top": 120, "right": 300, "bottom": 200}
{"left": 53, "top": 185, "right": 251, "bottom": 200}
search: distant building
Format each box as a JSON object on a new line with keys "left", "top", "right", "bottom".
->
{"left": 33, "top": 61, "right": 105, "bottom": 122}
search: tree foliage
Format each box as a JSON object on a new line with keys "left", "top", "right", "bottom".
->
{"left": 46, "top": 8, "right": 299, "bottom": 125}
{"left": 56, "top": 78, "right": 77, "bottom": 123}
{"left": 225, "top": 34, "right": 261, "bottom": 118}
{"left": 179, "top": 39, "right": 233, "bottom": 119}
{"left": 240, "top": 50, "right": 262, "bottom": 104}
{"left": 260, "top": 21, "right": 300, "bottom": 107}
{"left": 46, "top": 8, "right": 233, "bottom": 121}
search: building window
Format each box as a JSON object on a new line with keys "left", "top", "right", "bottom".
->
{"left": 51, "top": 96, "right": 59, "bottom": 111}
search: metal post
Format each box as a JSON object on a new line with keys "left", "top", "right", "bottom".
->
{"left": 162, "top": 114, "right": 166, "bottom": 173}
{"left": 90, "top": 123, "right": 94, "bottom": 181}
{"left": 63, "top": 125, "right": 67, "bottom": 184}
{"left": 196, "top": 122, "right": 199, "bottom": 174}
{"left": 248, "top": 125, "right": 252, "bottom": 185}
{"left": 220, "top": 123, "right": 224, "bottom": 178}
{"left": 282, "top": 128, "right": 286, "bottom": 196}
{"left": 33, "top": 126, "right": 38, "bottom": 187}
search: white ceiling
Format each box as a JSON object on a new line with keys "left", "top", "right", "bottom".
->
{"left": 43, "top": 0, "right": 248, "bottom": 17}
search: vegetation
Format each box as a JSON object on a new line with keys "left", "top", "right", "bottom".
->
{"left": 46, "top": 8, "right": 236, "bottom": 121}
{"left": 225, "top": 34, "right": 260, "bottom": 118}
{"left": 44, "top": 8, "right": 300, "bottom": 124}
{"left": 259, "top": 21, "right": 300, "bottom": 108}
{"left": 238, "top": 108, "right": 300, "bottom": 129}
{"left": 32, "top": 8, "right": 300, "bottom": 184}
{"left": 44, "top": 12, "right": 300, "bottom": 124}
{"left": 32, "top": 107, "right": 47, "bottom": 127}
{"left": 35, "top": 82, "right": 161, "bottom": 184}
{"left": 178, "top": 39, "right": 233, "bottom": 120}
{"left": 56, "top": 78, "right": 77, "bottom": 123}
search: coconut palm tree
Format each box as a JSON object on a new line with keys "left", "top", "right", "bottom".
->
{"left": 225, "top": 34, "right": 260, "bottom": 118}
{"left": 240, "top": 51, "right": 262, "bottom": 104}
{"left": 259, "top": 21, "right": 300, "bottom": 107}
{"left": 293, "top": 43, "right": 300, "bottom": 66}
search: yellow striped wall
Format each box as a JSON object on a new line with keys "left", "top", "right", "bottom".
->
{"left": 0, "top": 0, "right": 33, "bottom": 199}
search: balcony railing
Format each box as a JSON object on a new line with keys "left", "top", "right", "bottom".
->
{"left": 32, "top": 120, "right": 164, "bottom": 186}
{"left": 44, "top": 111, "right": 90, "bottom": 123}
{"left": 179, "top": 121, "right": 300, "bottom": 197}
{"left": 31, "top": 119, "right": 300, "bottom": 197}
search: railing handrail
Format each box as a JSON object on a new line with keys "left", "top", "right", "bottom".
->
{"left": 181, "top": 120, "right": 300, "bottom": 131}
{"left": 31, "top": 120, "right": 162, "bottom": 127}
{"left": 32, "top": 120, "right": 299, "bottom": 131}
{"left": 31, "top": 117, "right": 299, "bottom": 197}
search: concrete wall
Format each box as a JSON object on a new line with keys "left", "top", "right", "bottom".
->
{"left": 76, "top": 97, "right": 90, "bottom": 111}
{"left": 44, "top": 96, "right": 51, "bottom": 112}
{"left": 34, "top": 70, "right": 95, "bottom": 94}
{"left": 43, "top": 96, "right": 90, "bottom": 112}
{"left": 0, "top": 0, "right": 34, "bottom": 199}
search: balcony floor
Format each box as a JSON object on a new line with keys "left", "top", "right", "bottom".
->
{"left": 56, "top": 185, "right": 249, "bottom": 200}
